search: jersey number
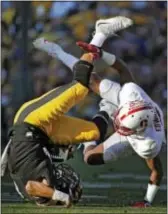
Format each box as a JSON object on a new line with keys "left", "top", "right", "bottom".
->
{"left": 153, "top": 108, "right": 162, "bottom": 132}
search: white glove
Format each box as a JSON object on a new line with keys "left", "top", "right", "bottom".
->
{"left": 99, "top": 99, "right": 117, "bottom": 119}
{"left": 52, "top": 189, "right": 71, "bottom": 208}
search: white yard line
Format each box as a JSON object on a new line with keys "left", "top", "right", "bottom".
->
{"left": 2, "top": 181, "right": 167, "bottom": 191}
{"left": 1, "top": 193, "right": 107, "bottom": 202}
{"left": 98, "top": 173, "right": 167, "bottom": 181}
{"left": 82, "top": 195, "right": 107, "bottom": 199}
{"left": 83, "top": 182, "right": 167, "bottom": 191}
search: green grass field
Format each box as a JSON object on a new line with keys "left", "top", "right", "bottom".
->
{"left": 2, "top": 203, "right": 167, "bottom": 214}
{"left": 2, "top": 151, "right": 167, "bottom": 214}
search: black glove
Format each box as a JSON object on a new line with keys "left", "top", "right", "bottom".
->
{"left": 73, "top": 60, "right": 93, "bottom": 87}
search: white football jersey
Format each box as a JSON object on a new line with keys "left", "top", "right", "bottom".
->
{"left": 99, "top": 80, "right": 165, "bottom": 159}
{"left": 119, "top": 83, "right": 165, "bottom": 158}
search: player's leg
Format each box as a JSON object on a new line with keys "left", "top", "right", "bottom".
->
{"left": 15, "top": 55, "right": 109, "bottom": 145}
{"left": 14, "top": 81, "right": 89, "bottom": 124}
{"left": 33, "top": 37, "right": 122, "bottom": 106}
{"left": 83, "top": 132, "right": 134, "bottom": 165}
{"left": 15, "top": 53, "right": 94, "bottom": 126}
{"left": 51, "top": 114, "right": 111, "bottom": 145}
{"left": 33, "top": 17, "right": 133, "bottom": 76}
{"left": 33, "top": 38, "right": 79, "bottom": 71}
{"left": 15, "top": 81, "right": 101, "bottom": 145}
{"left": 145, "top": 156, "right": 163, "bottom": 196}
{"left": 132, "top": 155, "right": 163, "bottom": 208}
{"left": 76, "top": 16, "right": 136, "bottom": 85}
{"left": 131, "top": 133, "right": 164, "bottom": 207}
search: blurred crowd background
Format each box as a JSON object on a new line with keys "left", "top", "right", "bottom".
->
{"left": 1, "top": 1, "right": 167, "bottom": 146}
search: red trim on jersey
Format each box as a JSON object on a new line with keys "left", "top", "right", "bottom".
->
{"left": 120, "top": 106, "right": 153, "bottom": 121}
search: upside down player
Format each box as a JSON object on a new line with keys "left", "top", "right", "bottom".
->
{"left": 34, "top": 16, "right": 166, "bottom": 207}
{"left": 1, "top": 51, "right": 114, "bottom": 207}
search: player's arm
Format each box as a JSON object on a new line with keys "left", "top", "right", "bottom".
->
{"left": 143, "top": 156, "right": 163, "bottom": 204}
{"left": 25, "top": 180, "right": 71, "bottom": 207}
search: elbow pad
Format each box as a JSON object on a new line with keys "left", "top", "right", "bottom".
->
{"left": 73, "top": 60, "right": 93, "bottom": 88}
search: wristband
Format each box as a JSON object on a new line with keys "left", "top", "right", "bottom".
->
{"left": 52, "top": 189, "right": 69, "bottom": 203}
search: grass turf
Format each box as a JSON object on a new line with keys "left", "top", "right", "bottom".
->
{"left": 1, "top": 203, "right": 166, "bottom": 214}
{"left": 2, "top": 152, "right": 167, "bottom": 214}
{"left": 1, "top": 203, "right": 167, "bottom": 214}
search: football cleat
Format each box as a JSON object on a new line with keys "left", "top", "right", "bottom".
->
{"left": 76, "top": 41, "right": 102, "bottom": 59}
{"left": 132, "top": 201, "right": 151, "bottom": 208}
{"left": 33, "top": 37, "right": 62, "bottom": 57}
{"left": 95, "top": 16, "right": 133, "bottom": 38}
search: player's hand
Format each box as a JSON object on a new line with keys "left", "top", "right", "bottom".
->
{"left": 76, "top": 41, "right": 102, "bottom": 60}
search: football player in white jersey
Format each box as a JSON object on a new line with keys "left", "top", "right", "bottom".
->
{"left": 33, "top": 16, "right": 166, "bottom": 207}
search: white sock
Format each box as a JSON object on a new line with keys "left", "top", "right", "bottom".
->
{"left": 89, "top": 32, "right": 116, "bottom": 66}
{"left": 36, "top": 39, "right": 79, "bottom": 71}
{"left": 56, "top": 49, "right": 79, "bottom": 71}
{"left": 102, "top": 51, "right": 116, "bottom": 66}
{"left": 144, "top": 183, "right": 159, "bottom": 204}
{"left": 90, "top": 32, "right": 107, "bottom": 47}
{"left": 83, "top": 141, "right": 96, "bottom": 154}
{"left": 52, "top": 189, "right": 69, "bottom": 203}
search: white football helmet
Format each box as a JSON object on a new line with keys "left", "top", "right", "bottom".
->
{"left": 113, "top": 101, "right": 155, "bottom": 136}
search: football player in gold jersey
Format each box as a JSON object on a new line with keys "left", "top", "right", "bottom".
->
{"left": 4, "top": 52, "right": 110, "bottom": 207}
